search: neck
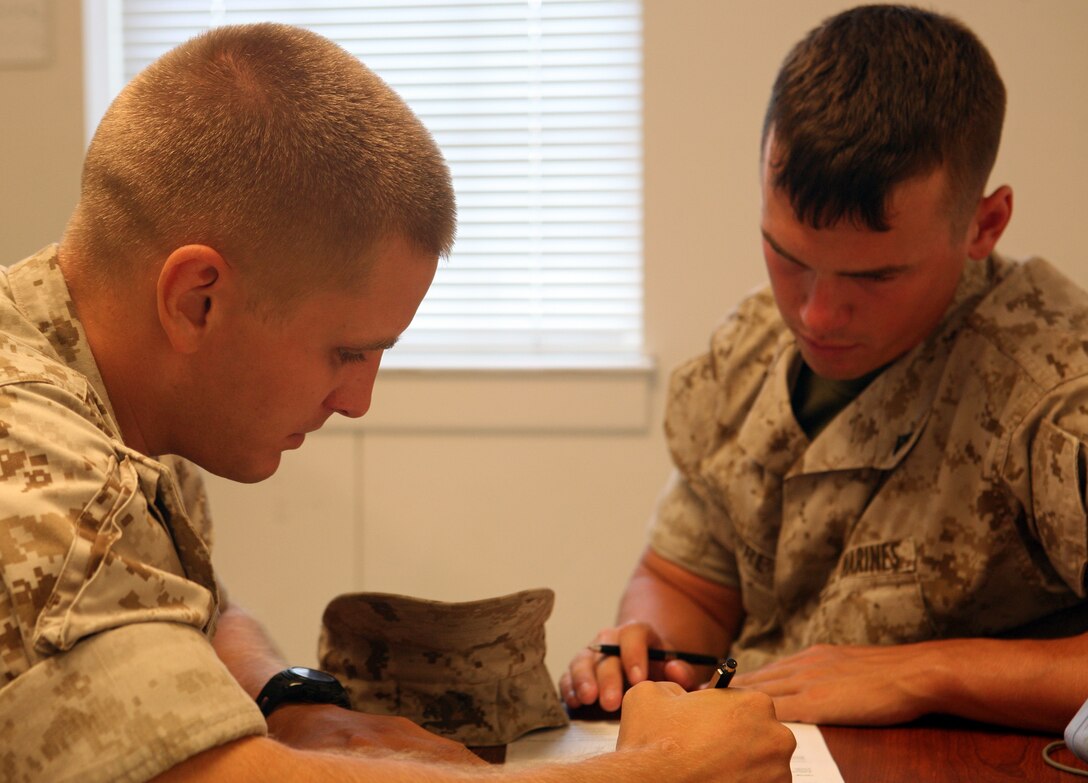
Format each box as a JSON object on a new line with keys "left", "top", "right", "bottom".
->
{"left": 56, "top": 246, "right": 162, "bottom": 456}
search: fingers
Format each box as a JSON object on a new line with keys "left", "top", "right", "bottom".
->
{"left": 590, "top": 632, "right": 628, "bottom": 712}
{"left": 617, "top": 682, "right": 796, "bottom": 782}
{"left": 615, "top": 622, "right": 653, "bottom": 686}
{"left": 561, "top": 623, "right": 661, "bottom": 713}
{"left": 561, "top": 644, "right": 606, "bottom": 709}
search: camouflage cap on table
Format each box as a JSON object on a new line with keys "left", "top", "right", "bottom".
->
{"left": 318, "top": 587, "right": 569, "bottom": 746}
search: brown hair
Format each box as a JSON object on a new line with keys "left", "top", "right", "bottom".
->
{"left": 65, "top": 23, "right": 455, "bottom": 307}
{"left": 762, "top": 4, "right": 1005, "bottom": 233}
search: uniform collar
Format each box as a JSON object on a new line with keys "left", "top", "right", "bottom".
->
{"left": 738, "top": 256, "right": 1006, "bottom": 477}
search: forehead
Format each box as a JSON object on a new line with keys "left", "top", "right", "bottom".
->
{"left": 284, "top": 239, "right": 438, "bottom": 339}
{"left": 761, "top": 164, "right": 956, "bottom": 270}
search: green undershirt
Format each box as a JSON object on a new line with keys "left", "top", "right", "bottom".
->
{"left": 789, "top": 360, "right": 884, "bottom": 440}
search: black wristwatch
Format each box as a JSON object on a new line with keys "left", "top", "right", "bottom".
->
{"left": 255, "top": 666, "right": 352, "bottom": 717}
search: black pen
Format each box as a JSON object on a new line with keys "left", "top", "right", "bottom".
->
{"left": 588, "top": 643, "right": 721, "bottom": 667}
{"left": 714, "top": 657, "right": 738, "bottom": 689}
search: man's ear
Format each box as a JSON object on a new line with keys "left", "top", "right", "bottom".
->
{"left": 966, "top": 185, "right": 1013, "bottom": 261}
{"left": 157, "top": 245, "right": 232, "bottom": 354}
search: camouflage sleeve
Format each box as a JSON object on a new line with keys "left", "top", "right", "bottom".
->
{"left": 648, "top": 350, "right": 745, "bottom": 587}
{"left": 0, "top": 621, "right": 266, "bottom": 782}
{"left": 647, "top": 291, "right": 784, "bottom": 589}
{"left": 0, "top": 381, "right": 265, "bottom": 779}
{"left": 1010, "top": 391, "right": 1088, "bottom": 598}
{"left": 648, "top": 468, "right": 740, "bottom": 588}
{"left": 0, "top": 382, "right": 216, "bottom": 666}
{"left": 648, "top": 347, "right": 741, "bottom": 587}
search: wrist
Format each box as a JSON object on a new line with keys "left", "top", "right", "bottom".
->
{"left": 256, "top": 666, "right": 351, "bottom": 718}
{"left": 265, "top": 701, "right": 342, "bottom": 737}
{"left": 908, "top": 638, "right": 975, "bottom": 714}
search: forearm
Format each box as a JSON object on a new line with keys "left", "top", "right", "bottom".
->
{"left": 918, "top": 632, "right": 1088, "bottom": 732}
{"left": 210, "top": 601, "right": 489, "bottom": 764}
{"left": 155, "top": 734, "right": 709, "bottom": 783}
{"left": 212, "top": 601, "right": 290, "bottom": 697}
{"left": 616, "top": 548, "right": 741, "bottom": 656}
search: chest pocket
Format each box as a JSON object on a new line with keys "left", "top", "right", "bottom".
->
{"left": 801, "top": 538, "right": 938, "bottom": 646}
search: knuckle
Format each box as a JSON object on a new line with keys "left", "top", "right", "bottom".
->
{"left": 734, "top": 688, "right": 777, "bottom": 712}
{"left": 623, "top": 680, "right": 656, "bottom": 701}
{"left": 593, "top": 626, "right": 620, "bottom": 644}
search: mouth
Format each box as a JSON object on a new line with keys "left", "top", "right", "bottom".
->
{"left": 798, "top": 333, "right": 859, "bottom": 353}
{"left": 285, "top": 419, "right": 330, "bottom": 449}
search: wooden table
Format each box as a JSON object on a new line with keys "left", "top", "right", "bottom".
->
{"left": 475, "top": 713, "right": 1083, "bottom": 781}
{"left": 820, "top": 716, "right": 1073, "bottom": 782}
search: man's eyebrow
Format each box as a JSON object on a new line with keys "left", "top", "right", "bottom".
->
{"left": 760, "top": 228, "right": 911, "bottom": 277}
{"left": 761, "top": 229, "right": 807, "bottom": 267}
{"left": 349, "top": 336, "right": 400, "bottom": 352}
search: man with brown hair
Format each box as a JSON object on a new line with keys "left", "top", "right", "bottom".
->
{"left": 0, "top": 22, "right": 794, "bottom": 783}
{"left": 563, "top": 3, "right": 1088, "bottom": 733}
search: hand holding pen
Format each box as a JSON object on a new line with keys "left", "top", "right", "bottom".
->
{"left": 588, "top": 644, "right": 721, "bottom": 667}
{"left": 591, "top": 644, "right": 737, "bottom": 688}
{"left": 560, "top": 622, "right": 726, "bottom": 713}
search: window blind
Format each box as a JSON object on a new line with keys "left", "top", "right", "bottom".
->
{"left": 109, "top": 0, "right": 644, "bottom": 369}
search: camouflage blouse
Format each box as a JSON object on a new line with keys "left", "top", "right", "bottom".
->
{"left": 650, "top": 253, "right": 1088, "bottom": 671}
{"left": 0, "top": 246, "right": 265, "bottom": 782}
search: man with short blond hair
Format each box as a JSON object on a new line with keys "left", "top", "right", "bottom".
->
{"left": 64, "top": 23, "right": 455, "bottom": 306}
{"left": 0, "top": 23, "right": 794, "bottom": 783}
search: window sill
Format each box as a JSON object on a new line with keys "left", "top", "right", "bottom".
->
{"left": 328, "top": 361, "right": 658, "bottom": 434}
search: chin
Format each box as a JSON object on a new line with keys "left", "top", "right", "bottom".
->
{"left": 210, "top": 455, "right": 283, "bottom": 484}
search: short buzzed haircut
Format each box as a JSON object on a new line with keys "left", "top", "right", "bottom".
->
{"left": 762, "top": 4, "right": 1006, "bottom": 233}
{"left": 66, "top": 23, "right": 455, "bottom": 307}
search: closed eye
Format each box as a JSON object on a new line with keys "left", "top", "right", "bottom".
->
{"left": 845, "top": 270, "right": 899, "bottom": 282}
{"left": 337, "top": 349, "right": 369, "bottom": 364}
{"left": 761, "top": 229, "right": 907, "bottom": 282}
{"left": 336, "top": 336, "right": 399, "bottom": 365}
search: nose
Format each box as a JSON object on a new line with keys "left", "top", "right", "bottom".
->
{"left": 799, "top": 274, "right": 851, "bottom": 335}
{"left": 324, "top": 354, "right": 382, "bottom": 419}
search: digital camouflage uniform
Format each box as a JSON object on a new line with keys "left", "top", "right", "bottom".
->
{"left": 0, "top": 246, "right": 266, "bottom": 782}
{"left": 649, "top": 253, "right": 1088, "bottom": 671}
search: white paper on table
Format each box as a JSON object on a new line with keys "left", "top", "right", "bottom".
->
{"left": 505, "top": 719, "right": 621, "bottom": 767}
{"left": 784, "top": 723, "right": 845, "bottom": 782}
{"left": 506, "top": 720, "right": 844, "bottom": 782}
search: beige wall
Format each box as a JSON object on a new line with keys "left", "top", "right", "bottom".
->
{"left": 3, "top": 1, "right": 1086, "bottom": 680}
{"left": 0, "top": 0, "right": 84, "bottom": 263}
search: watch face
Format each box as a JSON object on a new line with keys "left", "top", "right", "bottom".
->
{"left": 289, "top": 666, "right": 336, "bottom": 683}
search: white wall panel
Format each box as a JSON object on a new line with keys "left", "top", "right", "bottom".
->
{"left": 206, "top": 433, "right": 358, "bottom": 667}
